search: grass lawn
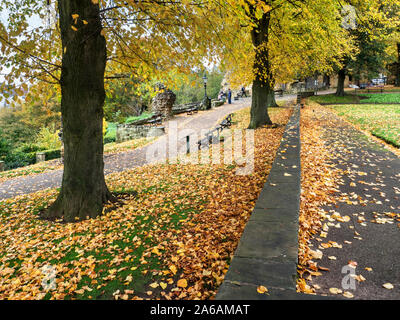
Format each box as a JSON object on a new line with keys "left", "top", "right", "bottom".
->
{"left": 124, "top": 112, "right": 153, "bottom": 124}
{"left": 0, "top": 107, "right": 292, "bottom": 300}
{"left": 309, "top": 92, "right": 400, "bottom": 105}
{"left": 327, "top": 104, "right": 400, "bottom": 148}
{"left": 308, "top": 94, "right": 359, "bottom": 104}
{"left": 358, "top": 93, "right": 400, "bottom": 104}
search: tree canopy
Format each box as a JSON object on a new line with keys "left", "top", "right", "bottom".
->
{"left": 1, "top": 0, "right": 400, "bottom": 220}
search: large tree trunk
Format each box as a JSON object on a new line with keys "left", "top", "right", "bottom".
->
{"left": 42, "top": 0, "right": 112, "bottom": 222}
{"left": 248, "top": 9, "right": 273, "bottom": 129}
{"left": 396, "top": 43, "right": 400, "bottom": 87}
{"left": 336, "top": 68, "right": 346, "bottom": 97}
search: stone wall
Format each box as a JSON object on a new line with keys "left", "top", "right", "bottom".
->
{"left": 116, "top": 124, "right": 165, "bottom": 143}
{"left": 172, "top": 102, "right": 201, "bottom": 115}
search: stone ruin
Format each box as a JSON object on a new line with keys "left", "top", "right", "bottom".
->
{"left": 151, "top": 88, "right": 176, "bottom": 120}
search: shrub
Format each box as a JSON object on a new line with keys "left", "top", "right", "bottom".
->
{"left": 35, "top": 127, "right": 62, "bottom": 151}
{"left": 42, "top": 149, "right": 61, "bottom": 161}
{"left": 4, "top": 150, "right": 36, "bottom": 169}
{"left": 0, "top": 132, "right": 11, "bottom": 162}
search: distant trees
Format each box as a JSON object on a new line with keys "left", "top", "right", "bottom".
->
{"left": 334, "top": 0, "right": 400, "bottom": 96}
{"left": 216, "top": 0, "right": 353, "bottom": 128}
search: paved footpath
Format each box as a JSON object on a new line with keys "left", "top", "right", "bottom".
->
{"left": 309, "top": 107, "right": 400, "bottom": 299}
{"left": 0, "top": 98, "right": 258, "bottom": 200}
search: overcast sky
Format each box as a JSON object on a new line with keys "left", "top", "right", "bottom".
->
{"left": 0, "top": 9, "right": 43, "bottom": 106}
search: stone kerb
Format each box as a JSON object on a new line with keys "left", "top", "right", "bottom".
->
{"left": 216, "top": 106, "right": 306, "bottom": 300}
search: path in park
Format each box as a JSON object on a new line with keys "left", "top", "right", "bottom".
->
{"left": 309, "top": 107, "right": 400, "bottom": 299}
{"left": 0, "top": 97, "right": 263, "bottom": 200}
{"left": 0, "top": 90, "right": 339, "bottom": 201}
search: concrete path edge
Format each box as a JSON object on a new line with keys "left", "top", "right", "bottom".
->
{"left": 216, "top": 106, "right": 323, "bottom": 300}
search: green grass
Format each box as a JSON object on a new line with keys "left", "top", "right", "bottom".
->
{"left": 358, "top": 93, "right": 400, "bottom": 104}
{"left": 309, "top": 93, "right": 400, "bottom": 105}
{"left": 124, "top": 112, "right": 153, "bottom": 124}
{"left": 328, "top": 104, "right": 400, "bottom": 148}
{"left": 0, "top": 181, "right": 204, "bottom": 300}
{"left": 104, "top": 122, "right": 117, "bottom": 144}
{"left": 308, "top": 94, "right": 359, "bottom": 104}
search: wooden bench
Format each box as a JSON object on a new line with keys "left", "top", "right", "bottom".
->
{"left": 367, "top": 87, "right": 384, "bottom": 93}
{"left": 187, "top": 106, "right": 198, "bottom": 115}
{"left": 197, "top": 114, "right": 233, "bottom": 149}
{"left": 197, "top": 127, "right": 222, "bottom": 149}
{"left": 220, "top": 114, "right": 233, "bottom": 128}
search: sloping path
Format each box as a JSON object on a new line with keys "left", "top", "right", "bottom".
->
{"left": 308, "top": 107, "right": 400, "bottom": 299}
{"left": 0, "top": 98, "right": 256, "bottom": 200}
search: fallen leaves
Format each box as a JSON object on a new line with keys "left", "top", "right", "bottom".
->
{"left": 257, "top": 285, "right": 268, "bottom": 294}
{"left": 297, "top": 106, "right": 343, "bottom": 293}
{"left": 343, "top": 291, "right": 354, "bottom": 299}
{"left": 0, "top": 107, "right": 292, "bottom": 300}
{"left": 329, "top": 287, "right": 342, "bottom": 294}
{"left": 177, "top": 279, "right": 187, "bottom": 288}
{"left": 383, "top": 283, "right": 394, "bottom": 290}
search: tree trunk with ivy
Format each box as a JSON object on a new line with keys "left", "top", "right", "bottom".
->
{"left": 335, "top": 68, "right": 346, "bottom": 97}
{"left": 248, "top": 8, "right": 273, "bottom": 129}
{"left": 395, "top": 43, "right": 400, "bottom": 87}
{"left": 42, "top": 0, "right": 113, "bottom": 222}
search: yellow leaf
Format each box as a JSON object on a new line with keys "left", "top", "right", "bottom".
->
{"left": 383, "top": 283, "right": 394, "bottom": 290}
{"left": 149, "top": 282, "right": 159, "bottom": 289}
{"left": 169, "top": 265, "right": 177, "bottom": 275}
{"left": 329, "top": 288, "right": 342, "bottom": 294}
{"left": 71, "top": 25, "right": 78, "bottom": 32}
{"left": 177, "top": 279, "right": 187, "bottom": 288}
{"left": 257, "top": 285, "right": 268, "bottom": 294}
{"left": 160, "top": 282, "right": 167, "bottom": 290}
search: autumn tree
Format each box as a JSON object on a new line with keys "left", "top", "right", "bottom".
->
{"left": 334, "top": 0, "right": 400, "bottom": 96}
{"left": 216, "top": 0, "right": 353, "bottom": 128}
{"left": 0, "top": 0, "right": 221, "bottom": 222}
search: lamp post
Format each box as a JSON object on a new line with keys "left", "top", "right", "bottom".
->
{"left": 202, "top": 73, "right": 208, "bottom": 99}
{"left": 202, "top": 73, "right": 211, "bottom": 110}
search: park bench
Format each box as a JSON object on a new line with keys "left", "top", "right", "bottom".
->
{"left": 196, "top": 114, "right": 233, "bottom": 149}
{"left": 366, "top": 87, "right": 384, "bottom": 93}
{"left": 220, "top": 114, "right": 233, "bottom": 128}
{"left": 186, "top": 106, "right": 198, "bottom": 115}
{"left": 197, "top": 127, "right": 223, "bottom": 149}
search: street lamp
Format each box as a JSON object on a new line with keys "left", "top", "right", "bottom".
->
{"left": 202, "top": 73, "right": 208, "bottom": 98}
